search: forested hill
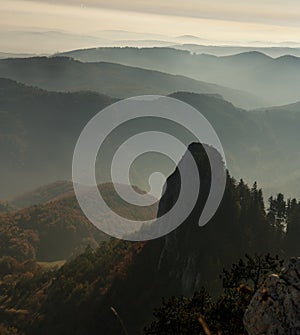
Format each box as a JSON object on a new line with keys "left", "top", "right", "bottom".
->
{"left": 0, "top": 144, "right": 299, "bottom": 334}
{"left": 10, "top": 180, "right": 74, "bottom": 209}
{"left": 0, "top": 182, "right": 157, "bottom": 263}
{"left": 2, "top": 79, "right": 300, "bottom": 200}
{"left": 0, "top": 78, "right": 114, "bottom": 198}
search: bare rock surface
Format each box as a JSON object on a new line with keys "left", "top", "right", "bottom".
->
{"left": 244, "top": 257, "right": 300, "bottom": 335}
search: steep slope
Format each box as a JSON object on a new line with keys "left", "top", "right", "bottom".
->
{"left": 0, "top": 56, "right": 263, "bottom": 109}
{"left": 58, "top": 47, "right": 300, "bottom": 106}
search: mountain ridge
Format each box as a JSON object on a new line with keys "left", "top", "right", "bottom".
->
{"left": 0, "top": 56, "right": 265, "bottom": 109}
{"left": 56, "top": 47, "right": 300, "bottom": 106}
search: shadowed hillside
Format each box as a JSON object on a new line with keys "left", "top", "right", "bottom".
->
{"left": 0, "top": 78, "right": 114, "bottom": 198}
{"left": 1, "top": 79, "right": 300, "bottom": 199}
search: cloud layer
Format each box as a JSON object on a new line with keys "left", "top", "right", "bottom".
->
{"left": 1, "top": 0, "right": 300, "bottom": 52}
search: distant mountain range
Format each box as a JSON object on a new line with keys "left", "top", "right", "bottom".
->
{"left": 2, "top": 28, "right": 300, "bottom": 55}
{"left": 0, "top": 56, "right": 262, "bottom": 109}
{"left": 57, "top": 47, "right": 300, "bottom": 106}
{"left": 172, "top": 44, "right": 300, "bottom": 58}
{"left": 0, "top": 52, "right": 40, "bottom": 59}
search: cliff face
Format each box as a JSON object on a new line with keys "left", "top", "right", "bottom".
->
{"left": 155, "top": 143, "right": 215, "bottom": 295}
{"left": 244, "top": 257, "right": 300, "bottom": 335}
{"left": 102, "top": 143, "right": 234, "bottom": 333}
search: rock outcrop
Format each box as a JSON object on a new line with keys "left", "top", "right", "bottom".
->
{"left": 244, "top": 257, "right": 300, "bottom": 335}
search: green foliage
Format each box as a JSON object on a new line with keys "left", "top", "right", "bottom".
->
{"left": 221, "top": 253, "right": 284, "bottom": 291}
{"left": 286, "top": 199, "right": 300, "bottom": 256}
{"left": 145, "top": 254, "right": 283, "bottom": 335}
{"left": 145, "top": 289, "right": 212, "bottom": 335}
{"left": 266, "top": 194, "right": 300, "bottom": 256}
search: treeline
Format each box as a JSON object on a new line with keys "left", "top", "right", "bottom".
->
{"left": 235, "top": 179, "right": 300, "bottom": 257}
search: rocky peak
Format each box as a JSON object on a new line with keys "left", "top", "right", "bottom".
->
{"left": 244, "top": 257, "right": 300, "bottom": 335}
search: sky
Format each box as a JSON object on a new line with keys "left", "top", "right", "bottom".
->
{"left": 1, "top": 0, "right": 300, "bottom": 53}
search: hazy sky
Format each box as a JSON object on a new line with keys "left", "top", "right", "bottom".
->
{"left": 1, "top": 0, "right": 300, "bottom": 52}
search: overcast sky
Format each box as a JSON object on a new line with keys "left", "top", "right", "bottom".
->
{"left": 1, "top": 0, "right": 300, "bottom": 52}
